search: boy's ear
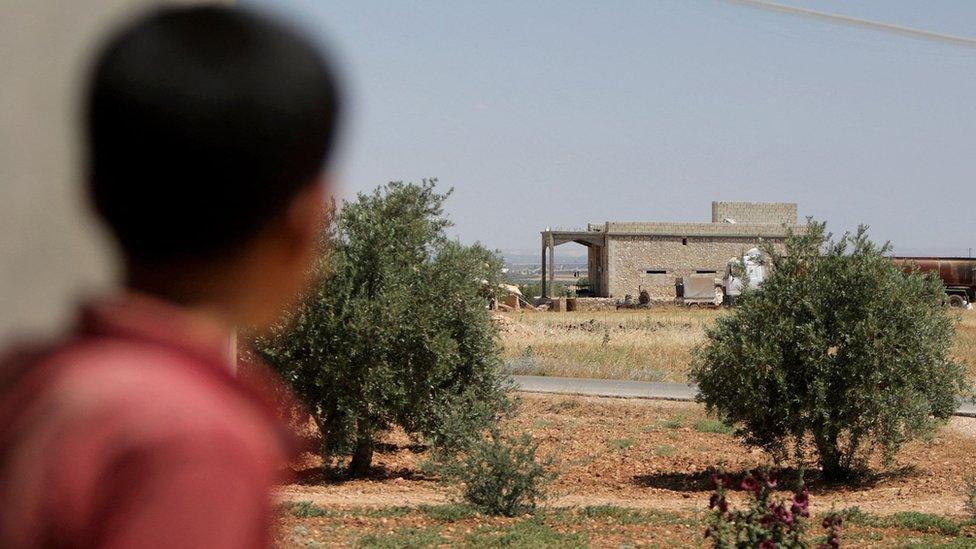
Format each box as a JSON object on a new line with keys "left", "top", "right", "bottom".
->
{"left": 283, "top": 177, "right": 328, "bottom": 254}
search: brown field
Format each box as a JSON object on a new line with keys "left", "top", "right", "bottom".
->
{"left": 276, "top": 393, "right": 976, "bottom": 548}
{"left": 498, "top": 307, "right": 976, "bottom": 384}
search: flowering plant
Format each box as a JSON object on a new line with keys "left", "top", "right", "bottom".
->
{"left": 703, "top": 468, "right": 841, "bottom": 548}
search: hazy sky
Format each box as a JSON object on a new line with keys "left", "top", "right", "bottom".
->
{"left": 243, "top": 0, "right": 976, "bottom": 256}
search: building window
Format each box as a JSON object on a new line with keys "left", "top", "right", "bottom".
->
{"left": 645, "top": 269, "right": 668, "bottom": 275}
{"left": 682, "top": 237, "right": 688, "bottom": 246}
{"left": 696, "top": 270, "right": 717, "bottom": 274}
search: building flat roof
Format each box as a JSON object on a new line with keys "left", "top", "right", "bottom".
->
{"left": 604, "top": 221, "right": 800, "bottom": 238}
{"left": 543, "top": 222, "right": 802, "bottom": 240}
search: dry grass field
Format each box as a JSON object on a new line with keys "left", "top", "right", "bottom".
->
{"left": 498, "top": 307, "right": 976, "bottom": 384}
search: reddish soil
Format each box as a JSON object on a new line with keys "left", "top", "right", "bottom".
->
{"left": 279, "top": 393, "right": 976, "bottom": 517}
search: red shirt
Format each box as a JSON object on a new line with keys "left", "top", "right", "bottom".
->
{"left": 0, "top": 294, "right": 294, "bottom": 548}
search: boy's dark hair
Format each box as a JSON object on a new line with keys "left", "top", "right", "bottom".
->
{"left": 86, "top": 6, "right": 341, "bottom": 262}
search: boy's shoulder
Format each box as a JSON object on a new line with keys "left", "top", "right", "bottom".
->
{"left": 0, "top": 332, "right": 288, "bottom": 548}
{"left": 0, "top": 331, "right": 284, "bottom": 466}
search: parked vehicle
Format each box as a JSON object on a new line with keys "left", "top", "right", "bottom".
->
{"left": 675, "top": 247, "right": 766, "bottom": 307}
{"left": 675, "top": 274, "right": 725, "bottom": 306}
{"left": 891, "top": 257, "right": 976, "bottom": 308}
{"left": 723, "top": 247, "right": 766, "bottom": 304}
{"left": 678, "top": 252, "right": 976, "bottom": 309}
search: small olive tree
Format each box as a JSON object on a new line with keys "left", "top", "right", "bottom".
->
{"left": 258, "top": 180, "right": 511, "bottom": 476}
{"left": 691, "top": 221, "right": 966, "bottom": 481}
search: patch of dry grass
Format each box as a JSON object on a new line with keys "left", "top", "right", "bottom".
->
{"left": 498, "top": 307, "right": 719, "bottom": 382}
{"left": 951, "top": 309, "right": 976, "bottom": 386}
{"left": 499, "top": 307, "right": 976, "bottom": 384}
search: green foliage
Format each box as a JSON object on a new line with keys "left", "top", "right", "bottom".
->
{"left": 516, "top": 281, "right": 541, "bottom": 300}
{"left": 464, "top": 517, "right": 585, "bottom": 548}
{"left": 516, "top": 280, "right": 575, "bottom": 299}
{"left": 359, "top": 507, "right": 413, "bottom": 518}
{"left": 257, "top": 180, "right": 511, "bottom": 475}
{"left": 420, "top": 504, "right": 479, "bottom": 522}
{"left": 285, "top": 500, "right": 328, "bottom": 518}
{"left": 663, "top": 412, "right": 687, "bottom": 429}
{"left": 607, "top": 438, "right": 635, "bottom": 451}
{"left": 576, "top": 506, "right": 686, "bottom": 525}
{"left": 831, "top": 506, "right": 872, "bottom": 526}
{"left": 579, "top": 505, "right": 646, "bottom": 524}
{"left": 691, "top": 221, "right": 966, "bottom": 481}
{"left": 695, "top": 418, "right": 735, "bottom": 435}
{"left": 357, "top": 527, "right": 443, "bottom": 548}
{"left": 433, "top": 429, "right": 554, "bottom": 517}
{"left": 884, "top": 512, "right": 960, "bottom": 536}
{"left": 964, "top": 476, "right": 976, "bottom": 518}
{"left": 904, "top": 540, "right": 976, "bottom": 549}
{"left": 824, "top": 507, "right": 968, "bottom": 536}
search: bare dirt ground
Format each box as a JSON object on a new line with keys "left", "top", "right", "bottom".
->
{"left": 276, "top": 393, "right": 976, "bottom": 547}
{"left": 280, "top": 394, "right": 976, "bottom": 516}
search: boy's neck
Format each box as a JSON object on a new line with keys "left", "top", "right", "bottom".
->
{"left": 125, "top": 258, "right": 243, "bottom": 332}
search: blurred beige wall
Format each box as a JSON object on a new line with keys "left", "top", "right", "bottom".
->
{"left": 0, "top": 1, "right": 220, "bottom": 345}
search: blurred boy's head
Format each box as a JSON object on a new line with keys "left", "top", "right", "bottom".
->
{"left": 85, "top": 6, "right": 340, "bottom": 328}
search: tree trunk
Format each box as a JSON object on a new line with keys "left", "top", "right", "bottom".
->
{"left": 347, "top": 428, "right": 373, "bottom": 478}
{"left": 816, "top": 430, "right": 846, "bottom": 481}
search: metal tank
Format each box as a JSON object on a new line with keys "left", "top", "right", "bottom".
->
{"left": 891, "top": 257, "right": 976, "bottom": 307}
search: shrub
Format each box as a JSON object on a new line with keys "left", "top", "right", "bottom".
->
{"left": 420, "top": 504, "right": 479, "bottom": 522}
{"left": 695, "top": 418, "right": 735, "bottom": 435}
{"left": 517, "top": 280, "right": 574, "bottom": 299}
{"left": 465, "top": 516, "right": 585, "bottom": 547}
{"left": 829, "top": 507, "right": 964, "bottom": 536}
{"left": 433, "top": 429, "right": 554, "bottom": 517}
{"left": 663, "top": 412, "right": 687, "bottom": 429}
{"left": 691, "top": 221, "right": 966, "bottom": 481}
{"left": 885, "top": 512, "right": 960, "bottom": 536}
{"left": 704, "top": 468, "right": 841, "bottom": 548}
{"left": 256, "top": 180, "right": 512, "bottom": 476}
{"left": 608, "top": 438, "right": 635, "bottom": 451}
{"left": 358, "top": 527, "right": 443, "bottom": 548}
{"left": 833, "top": 506, "right": 872, "bottom": 526}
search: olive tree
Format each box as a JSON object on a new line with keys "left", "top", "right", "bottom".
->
{"left": 691, "top": 221, "right": 966, "bottom": 481}
{"left": 258, "top": 180, "right": 511, "bottom": 476}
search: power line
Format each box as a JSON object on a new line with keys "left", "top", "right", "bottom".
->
{"left": 720, "top": 0, "right": 976, "bottom": 48}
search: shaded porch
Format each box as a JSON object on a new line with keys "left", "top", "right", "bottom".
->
{"left": 540, "top": 229, "right": 608, "bottom": 298}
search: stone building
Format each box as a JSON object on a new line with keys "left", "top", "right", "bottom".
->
{"left": 541, "top": 201, "right": 801, "bottom": 300}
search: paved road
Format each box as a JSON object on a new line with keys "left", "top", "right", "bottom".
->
{"left": 512, "top": 375, "right": 976, "bottom": 417}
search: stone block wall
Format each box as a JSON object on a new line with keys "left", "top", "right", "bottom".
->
{"left": 605, "top": 221, "right": 795, "bottom": 238}
{"left": 606, "top": 235, "right": 783, "bottom": 299}
{"left": 711, "top": 201, "right": 797, "bottom": 225}
{"left": 567, "top": 297, "right": 617, "bottom": 311}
